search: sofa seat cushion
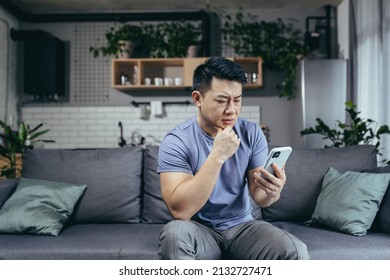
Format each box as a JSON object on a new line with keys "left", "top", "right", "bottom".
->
{"left": 262, "top": 145, "right": 378, "bottom": 222}
{"left": 22, "top": 147, "right": 143, "bottom": 224}
{"left": 272, "top": 221, "right": 390, "bottom": 260}
{"left": 0, "top": 224, "right": 164, "bottom": 260}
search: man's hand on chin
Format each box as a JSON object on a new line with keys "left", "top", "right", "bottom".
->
{"left": 211, "top": 126, "right": 240, "bottom": 163}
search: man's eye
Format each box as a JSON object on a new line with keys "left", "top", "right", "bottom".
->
{"left": 216, "top": 100, "right": 226, "bottom": 103}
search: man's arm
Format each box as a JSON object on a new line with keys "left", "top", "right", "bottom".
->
{"left": 247, "top": 163, "right": 286, "bottom": 208}
{"left": 160, "top": 155, "right": 222, "bottom": 220}
{"left": 160, "top": 126, "right": 240, "bottom": 220}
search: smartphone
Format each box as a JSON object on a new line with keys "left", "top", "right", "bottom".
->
{"left": 264, "top": 146, "right": 292, "bottom": 175}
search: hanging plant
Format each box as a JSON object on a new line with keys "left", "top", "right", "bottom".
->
{"left": 222, "top": 10, "right": 309, "bottom": 99}
{"left": 89, "top": 22, "right": 162, "bottom": 58}
{"left": 90, "top": 20, "right": 202, "bottom": 59}
{"left": 157, "top": 20, "right": 202, "bottom": 58}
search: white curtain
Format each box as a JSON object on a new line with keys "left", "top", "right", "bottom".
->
{"left": 352, "top": 0, "right": 390, "bottom": 164}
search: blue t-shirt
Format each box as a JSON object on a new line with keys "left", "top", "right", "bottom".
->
{"left": 158, "top": 116, "right": 268, "bottom": 230}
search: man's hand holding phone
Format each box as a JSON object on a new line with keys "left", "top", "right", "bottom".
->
{"left": 251, "top": 147, "right": 291, "bottom": 205}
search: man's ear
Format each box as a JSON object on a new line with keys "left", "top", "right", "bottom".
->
{"left": 192, "top": 91, "right": 202, "bottom": 107}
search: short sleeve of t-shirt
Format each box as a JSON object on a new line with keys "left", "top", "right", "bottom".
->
{"left": 247, "top": 123, "right": 268, "bottom": 170}
{"left": 158, "top": 132, "right": 193, "bottom": 175}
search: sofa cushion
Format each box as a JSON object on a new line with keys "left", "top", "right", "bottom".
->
{"left": 0, "top": 224, "right": 163, "bottom": 259}
{"left": 362, "top": 165, "right": 390, "bottom": 233}
{"left": 262, "top": 145, "right": 378, "bottom": 222}
{"left": 272, "top": 221, "right": 390, "bottom": 260}
{"left": 0, "top": 178, "right": 86, "bottom": 236}
{"left": 22, "top": 147, "right": 143, "bottom": 224}
{"left": 305, "top": 167, "right": 390, "bottom": 236}
{"left": 141, "top": 146, "right": 173, "bottom": 223}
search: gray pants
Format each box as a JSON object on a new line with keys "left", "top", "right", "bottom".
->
{"left": 159, "top": 220, "right": 310, "bottom": 260}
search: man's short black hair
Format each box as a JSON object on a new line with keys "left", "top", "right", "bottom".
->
{"left": 192, "top": 57, "right": 247, "bottom": 94}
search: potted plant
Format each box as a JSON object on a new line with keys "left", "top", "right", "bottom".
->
{"left": 90, "top": 23, "right": 155, "bottom": 58}
{"left": 0, "top": 120, "right": 54, "bottom": 178}
{"left": 157, "top": 20, "right": 202, "bottom": 58}
{"left": 300, "top": 101, "right": 390, "bottom": 163}
{"left": 222, "top": 10, "right": 309, "bottom": 99}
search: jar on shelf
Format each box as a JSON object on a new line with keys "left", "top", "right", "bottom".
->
{"left": 120, "top": 73, "right": 129, "bottom": 85}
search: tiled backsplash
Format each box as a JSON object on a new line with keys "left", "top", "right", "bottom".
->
{"left": 22, "top": 105, "right": 260, "bottom": 149}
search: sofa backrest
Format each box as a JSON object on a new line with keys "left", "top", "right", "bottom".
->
{"left": 261, "top": 145, "right": 378, "bottom": 222}
{"left": 22, "top": 147, "right": 143, "bottom": 224}
{"left": 19, "top": 144, "right": 379, "bottom": 225}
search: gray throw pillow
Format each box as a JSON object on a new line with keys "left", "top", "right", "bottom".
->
{"left": 306, "top": 167, "right": 390, "bottom": 236}
{"left": 0, "top": 177, "right": 86, "bottom": 236}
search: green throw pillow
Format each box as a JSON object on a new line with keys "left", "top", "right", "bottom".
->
{"left": 0, "top": 177, "right": 86, "bottom": 236}
{"left": 306, "top": 167, "right": 390, "bottom": 236}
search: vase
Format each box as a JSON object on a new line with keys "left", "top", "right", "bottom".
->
{"left": 186, "top": 45, "right": 200, "bottom": 58}
{"left": 0, "top": 153, "right": 22, "bottom": 179}
{"left": 118, "top": 40, "right": 135, "bottom": 58}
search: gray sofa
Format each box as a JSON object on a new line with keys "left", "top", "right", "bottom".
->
{"left": 0, "top": 144, "right": 389, "bottom": 260}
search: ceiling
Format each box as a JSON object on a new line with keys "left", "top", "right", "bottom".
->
{"left": 4, "top": 0, "right": 344, "bottom": 14}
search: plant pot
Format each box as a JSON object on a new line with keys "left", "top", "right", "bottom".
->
{"left": 118, "top": 40, "right": 135, "bottom": 58}
{"left": 186, "top": 45, "right": 200, "bottom": 58}
{"left": 0, "top": 153, "right": 22, "bottom": 179}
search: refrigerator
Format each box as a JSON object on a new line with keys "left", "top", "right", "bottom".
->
{"left": 292, "top": 59, "right": 348, "bottom": 149}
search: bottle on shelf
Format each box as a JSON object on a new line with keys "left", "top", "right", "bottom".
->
{"left": 133, "top": 66, "right": 138, "bottom": 85}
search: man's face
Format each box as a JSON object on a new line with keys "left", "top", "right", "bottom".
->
{"left": 193, "top": 77, "right": 242, "bottom": 137}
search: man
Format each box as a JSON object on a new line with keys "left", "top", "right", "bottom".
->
{"left": 157, "top": 57, "right": 309, "bottom": 260}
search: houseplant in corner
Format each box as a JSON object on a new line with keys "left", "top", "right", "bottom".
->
{"left": 222, "top": 10, "right": 309, "bottom": 99}
{"left": 0, "top": 120, "right": 54, "bottom": 178}
{"left": 300, "top": 101, "right": 390, "bottom": 164}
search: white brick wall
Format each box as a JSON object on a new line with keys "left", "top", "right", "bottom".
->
{"left": 21, "top": 105, "right": 260, "bottom": 149}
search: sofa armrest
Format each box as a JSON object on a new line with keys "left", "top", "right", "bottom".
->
{"left": 0, "top": 179, "right": 19, "bottom": 208}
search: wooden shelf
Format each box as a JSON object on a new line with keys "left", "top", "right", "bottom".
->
{"left": 112, "top": 57, "right": 262, "bottom": 91}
